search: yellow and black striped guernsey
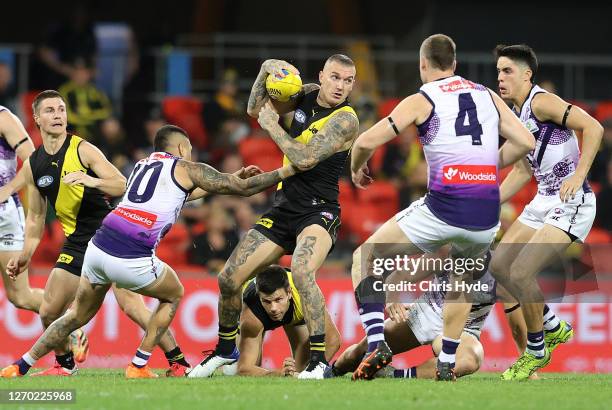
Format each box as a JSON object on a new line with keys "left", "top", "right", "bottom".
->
{"left": 242, "top": 269, "right": 305, "bottom": 331}
{"left": 29, "top": 134, "right": 112, "bottom": 245}
{"left": 275, "top": 89, "right": 357, "bottom": 210}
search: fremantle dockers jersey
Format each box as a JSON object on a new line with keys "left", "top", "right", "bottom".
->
{"left": 417, "top": 76, "right": 501, "bottom": 230}
{"left": 0, "top": 106, "right": 21, "bottom": 207}
{"left": 93, "top": 152, "right": 189, "bottom": 258}
{"left": 515, "top": 85, "right": 591, "bottom": 197}
{"left": 422, "top": 269, "right": 496, "bottom": 332}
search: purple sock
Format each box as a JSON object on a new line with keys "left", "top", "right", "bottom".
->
{"left": 393, "top": 367, "right": 417, "bottom": 378}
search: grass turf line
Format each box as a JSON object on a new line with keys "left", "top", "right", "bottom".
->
{"left": 1, "top": 370, "right": 610, "bottom": 410}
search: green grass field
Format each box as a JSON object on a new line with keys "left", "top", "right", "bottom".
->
{"left": 1, "top": 370, "right": 610, "bottom": 410}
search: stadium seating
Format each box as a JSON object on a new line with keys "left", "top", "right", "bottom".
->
{"left": 356, "top": 180, "right": 399, "bottom": 221}
{"left": 594, "top": 100, "right": 612, "bottom": 121}
{"left": 162, "top": 96, "right": 208, "bottom": 150}
{"left": 238, "top": 136, "right": 283, "bottom": 172}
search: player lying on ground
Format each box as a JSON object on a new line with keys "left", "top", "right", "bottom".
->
{"left": 190, "top": 54, "right": 359, "bottom": 379}
{"left": 489, "top": 44, "right": 602, "bottom": 380}
{"left": 235, "top": 265, "right": 340, "bottom": 376}
{"left": 331, "top": 265, "right": 572, "bottom": 379}
{"left": 1, "top": 125, "right": 297, "bottom": 378}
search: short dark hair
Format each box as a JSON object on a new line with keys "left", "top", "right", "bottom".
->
{"left": 32, "top": 90, "right": 66, "bottom": 114}
{"left": 420, "top": 34, "right": 456, "bottom": 70}
{"left": 325, "top": 54, "right": 355, "bottom": 67}
{"left": 153, "top": 124, "right": 188, "bottom": 152}
{"left": 494, "top": 44, "right": 538, "bottom": 81}
{"left": 255, "top": 265, "right": 290, "bottom": 295}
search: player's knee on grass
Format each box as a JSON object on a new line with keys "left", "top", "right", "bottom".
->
{"left": 455, "top": 338, "right": 483, "bottom": 377}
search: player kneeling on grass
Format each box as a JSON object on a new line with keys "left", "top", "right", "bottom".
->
{"left": 1, "top": 125, "right": 297, "bottom": 378}
{"left": 232, "top": 265, "right": 341, "bottom": 376}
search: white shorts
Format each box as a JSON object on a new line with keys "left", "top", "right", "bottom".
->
{"left": 0, "top": 196, "right": 24, "bottom": 251}
{"left": 404, "top": 301, "right": 481, "bottom": 345}
{"left": 82, "top": 241, "right": 165, "bottom": 291}
{"left": 518, "top": 192, "right": 596, "bottom": 243}
{"left": 395, "top": 197, "right": 500, "bottom": 259}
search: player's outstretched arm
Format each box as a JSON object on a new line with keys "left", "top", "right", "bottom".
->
{"left": 500, "top": 157, "right": 533, "bottom": 204}
{"left": 351, "top": 93, "right": 430, "bottom": 187}
{"left": 258, "top": 101, "right": 359, "bottom": 171}
{"left": 65, "top": 141, "right": 127, "bottom": 197}
{"left": 187, "top": 165, "right": 264, "bottom": 201}
{"left": 490, "top": 90, "right": 536, "bottom": 169}
{"left": 531, "top": 93, "right": 603, "bottom": 202}
{"left": 6, "top": 161, "right": 46, "bottom": 278}
{"left": 177, "top": 160, "right": 296, "bottom": 197}
{"left": 247, "top": 59, "right": 301, "bottom": 118}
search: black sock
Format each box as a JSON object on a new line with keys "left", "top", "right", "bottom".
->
{"left": 309, "top": 334, "right": 327, "bottom": 364}
{"left": 217, "top": 325, "right": 238, "bottom": 355}
{"left": 165, "top": 346, "right": 190, "bottom": 367}
{"left": 56, "top": 352, "right": 75, "bottom": 370}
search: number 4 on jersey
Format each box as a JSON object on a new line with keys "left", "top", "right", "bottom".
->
{"left": 455, "top": 93, "right": 483, "bottom": 145}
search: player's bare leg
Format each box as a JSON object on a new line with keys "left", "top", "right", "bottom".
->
{"left": 125, "top": 264, "right": 184, "bottom": 379}
{"left": 436, "top": 270, "right": 475, "bottom": 382}
{"left": 112, "top": 286, "right": 191, "bottom": 376}
{"left": 500, "top": 224, "right": 571, "bottom": 380}
{"left": 188, "top": 229, "right": 285, "bottom": 378}
{"left": 30, "top": 268, "right": 81, "bottom": 376}
{"left": 420, "top": 334, "right": 484, "bottom": 378}
{"left": 1, "top": 276, "right": 109, "bottom": 377}
{"left": 351, "top": 217, "right": 423, "bottom": 380}
{"left": 291, "top": 225, "right": 335, "bottom": 379}
{"left": 0, "top": 251, "right": 43, "bottom": 312}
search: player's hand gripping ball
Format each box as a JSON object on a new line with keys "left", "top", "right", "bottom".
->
{"left": 266, "top": 69, "right": 302, "bottom": 102}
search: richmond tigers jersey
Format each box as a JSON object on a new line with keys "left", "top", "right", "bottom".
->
{"left": 29, "top": 134, "right": 111, "bottom": 245}
{"left": 274, "top": 89, "right": 357, "bottom": 210}
{"left": 242, "top": 269, "right": 305, "bottom": 331}
{"left": 418, "top": 76, "right": 500, "bottom": 230}
{"left": 515, "top": 85, "right": 591, "bottom": 196}
{"left": 93, "top": 152, "right": 189, "bottom": 258}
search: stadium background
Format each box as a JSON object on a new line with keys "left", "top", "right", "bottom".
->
{"left": 0, "top": 0, "right": 610, "bottom": 373}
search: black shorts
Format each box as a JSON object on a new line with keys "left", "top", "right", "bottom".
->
{"left": 55, "top": 238, "right": 87, "bottom": 276}
{"left": 252, "top": 204, "right": 341, "bottom": 254}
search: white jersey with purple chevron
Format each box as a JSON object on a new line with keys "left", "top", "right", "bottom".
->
{"left": 417, "top": 76, "right": 500, "bottom": 230}
{"left": 516, "top": 85, "right": 591, "bottom": 196}
{"left": 421, "top": 269, "right": 496, "bottom": 333}
{"left": 92, "top": 152, "right": 189, "bottom": 258}
{"left": 0, "top": 105, "right": 21, "bottom": 207}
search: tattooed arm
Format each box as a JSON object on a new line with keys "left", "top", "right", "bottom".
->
{"left": 176, "top": 160, "right": 296, "bottom": 197}
{"left": 258, "top": 101, "right": 359, "bottom": 171}
{"left": 247, "top": 59, "right": 301, "bottom": 118}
